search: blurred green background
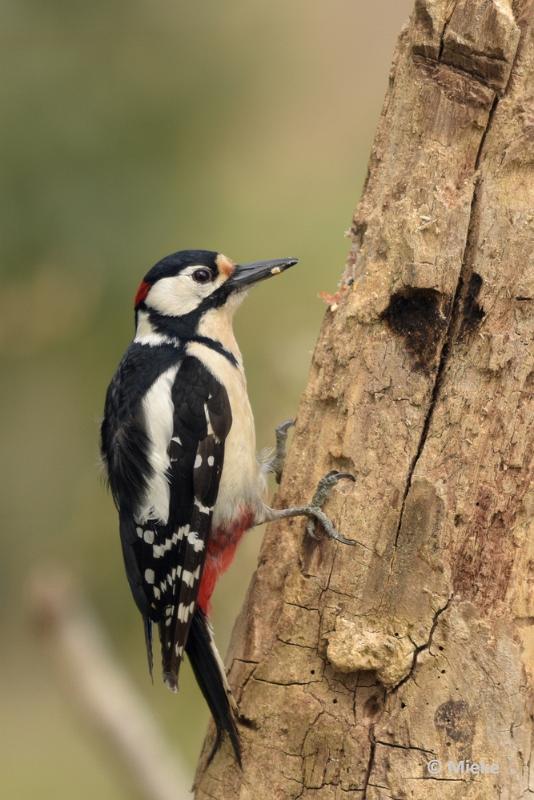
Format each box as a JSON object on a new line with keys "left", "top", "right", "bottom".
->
{"left": 1, "top": 1, "right": 412, "bottom": 796}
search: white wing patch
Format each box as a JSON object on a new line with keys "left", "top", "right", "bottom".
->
{"left": 176, "top": 525, "right": 188, "bottom": 541}
{"left": 137, "top": 364, "right": 180, "bottom": 524}
{"left": 144, "top": 569, "right": 155, "bottom": 584}
{"left": 178, "top": 601, "right": 195, "bottom": 623}
{"left": 182, "top": 566, "right": 201, "bottom": 588}
{"left": 187, "top": 530, "right": 204, "bottom": 552}
{"left": 194, "top": 498, "right": 212, "bottom": 515}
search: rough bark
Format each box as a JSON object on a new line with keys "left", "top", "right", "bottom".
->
{"left": 195, "top": 2, "right": 534, "bottom": 798}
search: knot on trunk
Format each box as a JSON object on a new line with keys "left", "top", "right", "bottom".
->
{"left": 326, "top": 615, "right": 415, "bottom": 687}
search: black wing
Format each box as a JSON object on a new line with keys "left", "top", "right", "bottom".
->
{"left": 120, "top": 355, "right": 232, "bottom": 690}
{"left": 101, "top": 343, "right": 182, "bottom": 621}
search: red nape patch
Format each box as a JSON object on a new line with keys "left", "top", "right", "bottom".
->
{"left": 134, "top": 280, "right": 151, "bottom": 308}
{"left": 198, "top": 509, "right": 255, "bottom": 615}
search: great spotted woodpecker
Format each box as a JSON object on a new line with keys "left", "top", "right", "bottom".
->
{"left": 101, "top": 250, "right": 354, "bottom": 764}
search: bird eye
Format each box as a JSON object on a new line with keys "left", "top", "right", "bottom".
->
{"left": 192, "top": 268, "right": 212, "bottom": 284}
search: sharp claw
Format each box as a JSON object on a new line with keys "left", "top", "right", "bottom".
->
{"left": 306, "top": 470, "right": 357, "bottom": 545}
{"left": 311, "top": 470, "right": 356, "bottom": 507}
{"left": 273, "top": 419, "right": 296, "bottom": 484}
{"left": 328, "top": 530, "right": 357, "bottom": 546}
{"left": 276, "top": 418, "right": 296, "bottom": 435}
{"left": 320, "top": 470, "right": 356, "bottom": 485}
{"left": 336, "top": 472, "right": 356, "bottom": 482}
{"left": 305, "top": 512, "right": 356, "bottom": 546}
{"left": 321, "top": 470, "right": 339, "bottom": 483}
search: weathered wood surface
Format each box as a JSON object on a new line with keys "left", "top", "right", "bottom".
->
{"left": 195, "top": 1, "right": 534, "bottom": 797}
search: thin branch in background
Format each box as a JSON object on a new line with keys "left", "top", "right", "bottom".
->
{"left": 29, "top": 568, "right": 191, "bottom": 800}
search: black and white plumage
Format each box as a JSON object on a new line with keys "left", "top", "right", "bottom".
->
{"left": 101, "top": 249, "right": 297, "bottom": 764}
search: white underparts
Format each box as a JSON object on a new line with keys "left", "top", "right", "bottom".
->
{"left": 189, "top": 304, "right": 266, "bottom": 528}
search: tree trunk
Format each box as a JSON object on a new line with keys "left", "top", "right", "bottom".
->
{"left": 195, "top": 1, "right": 534, "bottom": 797}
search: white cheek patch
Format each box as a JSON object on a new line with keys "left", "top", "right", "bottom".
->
{"left": 145, "top": 269, "right": 226, "bottom": 317}
{"left": 145, "top": 275, "right": 201, "bottom": 316}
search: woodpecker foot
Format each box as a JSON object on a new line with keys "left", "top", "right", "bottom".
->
{"left": 260, "top": 470, "right": 356, "bottom": 545}
{"left": 306, "top": 470, "right": 356, "bottom": 540}
{"left": 269, "top": 418, "right": 295, "bottom": 484}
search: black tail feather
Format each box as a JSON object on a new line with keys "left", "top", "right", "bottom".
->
{"left": 158, "top": 614, "right": 179, "bottom": 692}
{"left": 143, "top": 616, "right": 154, "bottom": 681}
{"left": 186, "top": 608, "right": 242, "bottom": 767}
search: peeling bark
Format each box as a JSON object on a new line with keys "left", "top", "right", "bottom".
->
{"left": 194, "top": 2, "right": 534, "bottom": 798}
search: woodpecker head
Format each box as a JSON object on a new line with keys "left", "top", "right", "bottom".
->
{"left": 134, "top": 249, "right": 297, "bottom": 340}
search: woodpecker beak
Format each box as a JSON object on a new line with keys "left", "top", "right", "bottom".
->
{"left": 227, "top": 257, "right": 298, "bottom": 290}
